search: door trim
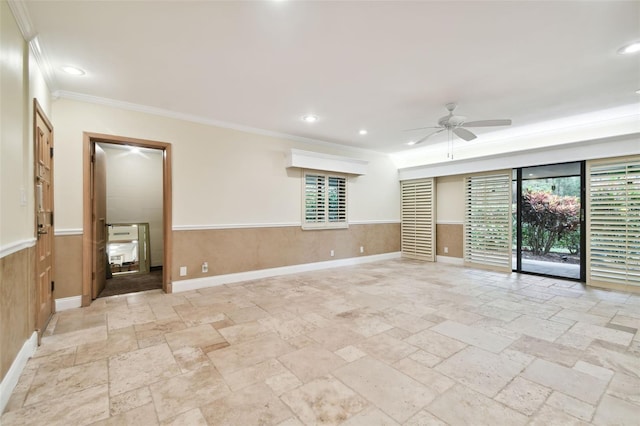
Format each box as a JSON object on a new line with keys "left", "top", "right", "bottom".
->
{"left": 82, "top": 132, "right": 173, "bottom": 306}
{"left": 512, "top": 161, "right": 585, "bottom": 282}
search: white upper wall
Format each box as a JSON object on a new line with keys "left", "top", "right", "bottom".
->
{"left": 51, "top": 98, "right": 400, "bottom": 230}
{"left": 0, "top": 1, "right": 27, "bottom": 247}
{"left": 0, "top": 1, "right": 51, "bottom": 251}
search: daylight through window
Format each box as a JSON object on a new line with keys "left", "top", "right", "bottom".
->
{"left": 303, "top": 172, "right": 347, "bottom": 229}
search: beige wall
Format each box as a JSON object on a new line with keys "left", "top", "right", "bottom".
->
{"left": 0, "top": 247, "right": 35, "bottom": 380}
{"left": 435, "top": 175, "right": 464, "bottom": 258}
{"left": 52, "top": 99, "right": 400, "bottom": 230}
{"left": 436, "top": 175, "right": 464, "bottom": 224}
{"left": 173, "top": 223, "right": 400, "bottom": 281}
{"left": 436, "top": 224, "right": 463, "bottom": 258}
{"left": 53, "top": 235, "right": 83, "bottom": 299}
{"left": 0, "top": 0, "right": 51, "bottom": 385}
{"left": 101, "top": 144, "right": 164, "bottom": 267}
{"left": 50, "top": 97, "right": 400, "bottom": 298}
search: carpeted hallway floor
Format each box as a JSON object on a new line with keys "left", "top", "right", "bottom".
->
{"left": 98, "top": 269, "right": 163, "bottom": 298}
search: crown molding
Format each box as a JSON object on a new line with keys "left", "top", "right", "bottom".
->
{"left": 52, "top": 91, "right": 383, "bottom": 156}
{"left": 7, "top": 0, "right": 34, "bottom": 39}
{"left": 7, "top": 0, "right": 57, "bottom": 90}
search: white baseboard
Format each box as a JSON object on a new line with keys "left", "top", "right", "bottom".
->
{"left": 173, "top": 252, "right": 402, "bottom": 293}
{"left": 0, "top": 331, "right": 37, "bottom": 414}
{"left": 55, "top": 296, "right": 82, "bottom": 311}
{"left": 436, "top": 255, "right": 464, "bottom": 265}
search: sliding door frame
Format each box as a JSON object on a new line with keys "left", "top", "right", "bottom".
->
{"left": 513, "top": 161, "right": 586, "bottom": 282}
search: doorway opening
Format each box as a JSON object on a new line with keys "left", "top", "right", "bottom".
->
{"left": 82, "top": 133, "right": 172, "bottom": 306}
{"left": 513, "top": 161, "right": 585, "bottom": 281}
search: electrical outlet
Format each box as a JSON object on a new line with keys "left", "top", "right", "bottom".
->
{"left": 444, "top": 247, "right": 449, "bottom": 254}
{"left": 360, "top": 246, "right": 364, "bottom": 254}
{"left": 330, "top": 250, "right": 334, "bottom": 257}
{"left": 202, "top": 262, "right": 208, "bottom": 273}
{"left": 179, "top": 266, "right": 187, "bottom": 276}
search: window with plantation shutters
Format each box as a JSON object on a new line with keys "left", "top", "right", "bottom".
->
{"left": 464, "top": 171, "right": 512, "bottom": 271}
{"left": 303, "top": 172, "right": 347, "bottom": 229}
{"left": 401, "top": 178, "right": 435, "bottom": 261}
{"left": 587, "top": 156, "right": 640, "bottom": 289}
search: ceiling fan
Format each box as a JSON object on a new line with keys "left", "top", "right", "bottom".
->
{"left": 408, "top": 103, "right": 512, "bottom": 146}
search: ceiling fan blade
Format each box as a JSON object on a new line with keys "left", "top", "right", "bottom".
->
{"left": 462, "top": 119, "right": 512, "bottom": 127}
{"left": 414, "top": 128, "right": 445, "bottom": 145}
{"left": 404, "top": 126, "right": 442, "bottom": 132}
{"left": 453, "top": 127, "right": 477, "bottom": 141}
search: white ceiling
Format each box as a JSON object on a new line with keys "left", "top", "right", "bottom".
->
{"left": 18, "top": 1, "right": 640, "bottom": 157}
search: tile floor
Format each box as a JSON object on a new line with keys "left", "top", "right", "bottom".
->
{"left": 2, "top": 259, "right": 639, "bottom": 425}
{"left": 516, "top": 257, "right": 580, "bottom": 280}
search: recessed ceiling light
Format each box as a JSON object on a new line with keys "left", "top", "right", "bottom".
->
{"left": 130, "top": 146, "right": 140, "bottom": 154}
{"left": 636, "top": 89, "right": 640, "bottom": 95}
{"left": 359, "top": 129, "right": 368, "bottom": 135}
{"left": 302, "top": 115, "right": 318, "bottom": 123}
{"left": 407, "top": 141, "right": 416, "bottom": 146}
{"left": 62, "top": 65, "right": 85, "bottom": 75}
{"left": 618, "top": 41, "right": 640, "bottom": 55}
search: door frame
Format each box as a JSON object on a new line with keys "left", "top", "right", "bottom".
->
{"left": 82, "top": 132, "right": 173, "bottom": 306}
{"left": 513, "top": 160, "right": 586, "bottom": 282}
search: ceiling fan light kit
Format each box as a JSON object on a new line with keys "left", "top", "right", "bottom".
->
{"left": 406, "top": 102, "right": 513, "bottom": 159}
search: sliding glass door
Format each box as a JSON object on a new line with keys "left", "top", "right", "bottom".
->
{"left": 513, "top": 162, "right": 585, "bottom": 280}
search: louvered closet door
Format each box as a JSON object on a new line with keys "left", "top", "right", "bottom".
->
{"left": 587, "top": 156, "right": 640, "bottom": 290}
{"left": 401, "top": 178, "right": 435, "bottom": 261}
{"left": 464, "top": 171, "right": 512, "bottom": 271}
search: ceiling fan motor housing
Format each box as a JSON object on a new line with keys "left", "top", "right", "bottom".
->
{"left": 438, "top": 115, "right": 466, "bottom": 128}
{"left": 410, "top": 102, "right": 511, "bottom": 146}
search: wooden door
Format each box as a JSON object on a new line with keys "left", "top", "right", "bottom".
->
{"left": 92, "top": 144, "right": 107, "bottom": 298}
{"left": 35, "top": 101, "right": 54, "bottom": 337}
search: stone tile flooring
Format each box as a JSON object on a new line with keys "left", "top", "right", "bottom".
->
{"left": 2, "top": 259, "right": 640, "bottom": 425}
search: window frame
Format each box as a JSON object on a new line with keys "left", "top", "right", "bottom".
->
{"left": 302, "top": 170, "right": 348, "bottom": 230}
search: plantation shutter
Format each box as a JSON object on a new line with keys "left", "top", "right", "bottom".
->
{"left": 305, "top": 173, "right": 326, "bottom": 224}
{"left": 401, "top": 178, "right": 435, "bottom": 261}
{"left": 587, "top": 156, "right": 640, "bottom": 289}
{"left": 303, "top": 172, "right": 348, "bottom": 229}
{"left": 464, "top": 171, "right": 512, "bottom": 271}
{"left": 328, "top": 176, "right": 347, "bottom": 223}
